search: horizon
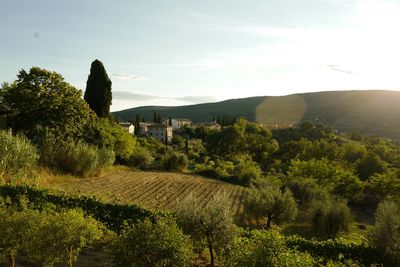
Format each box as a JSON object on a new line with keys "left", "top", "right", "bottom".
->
{"left": 1, "top": 0, "right": 400, "bottom": 111}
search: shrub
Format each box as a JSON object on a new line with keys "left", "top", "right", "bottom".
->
{"left": 286, "top": 178, "right": 329, "bottom": 205}
{"left": 110, "top": 216, "right": 192, "bottom": 267}
{"left": 0, "top": 130, "right": 38, "bottom": 183}
{"left": 128, "top": 147, "right": 154, "bottom": 170}
{"left": 162, "top": 152, "right": 188, "bottom": 171}
{"left": 39, "top": 135, "right": 114, "bottom": 177}
{"left": 310, "top": 198, "right": 352, "bottom": 239}
{"left": 225, "top": 230, "right": 315, "bottom": 267}
{"left": 369, "top": 200, "right": 400, "bottom": 266}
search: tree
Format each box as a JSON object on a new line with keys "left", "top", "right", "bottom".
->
{"left": 110, "top": 216, "right": 192, "bottom": 267}
{"left": 28, "top": 209, "right": 103, "bottom": 267}
{"left": 0, "top": 206, "right": 38, "bottom": 267}
{"left": 244, "top": 185, "right": 297, "bottom": 229}
{"left": 356, "top": 152, "right": 386, "bottom": 180}
{"left": 310, "top": 197, "right": 352, "bottom": 239}
{"left": 175, "top": 193, "right": 236, "bottom": 267}
{"left": 1, "top": 67, "right": 96, "bottom": 140}
{"left": 84, "top": 59, "right": 112, "bottom": 118}
{"left": 369, "top": 200, "right": 400, "bottom": 266}
{"left": 168, "top": 117, "right": 172, "bottom": 126}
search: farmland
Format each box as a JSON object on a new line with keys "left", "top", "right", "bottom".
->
{"left": 39, "top": 169, "right": 248, "bottom": 222}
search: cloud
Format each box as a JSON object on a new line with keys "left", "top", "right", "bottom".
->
{"left": 111, "top": 73, "right": 148, "bottom": 81}
{"left": 112, "top": 90, "right": 216, "bottom": 104}
{"left": 324, "top": 64, "right": 354, "bottom": 74}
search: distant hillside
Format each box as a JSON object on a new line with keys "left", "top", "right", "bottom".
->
{"left": 113, "top": 90, "right": 400, "bottom": 139}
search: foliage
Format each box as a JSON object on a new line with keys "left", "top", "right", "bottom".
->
{"left": 84, "top": 59, "right": 112, "bottom": 118}
{"left": 174, "top": 192, "right": 236, "bottom": 267}
{"left": 0, "top": 205, "right": 39, "bottom": 266}
{"left": 287, "top": 158, "right": 363, "bottom": 200}
{"left": 310, "top": 198, "right": 352, "bottom": 239}
{"left": 0, "top": 130, "right": 38, "bottom": 183}
{"left": 286, "top": 178, "right": 329, "bottom": 205}
{"left": 369, "top": 200, "right": 400, "bottom": 266}
{"left": 128, "top": 147, "right": 154, "bottom": 170}
{"left": 286, "top": 235, "right": 382, "bottom": 266}
{"left": 225, "top": 230, "right": 315, "bottom": 267}
{"left": 366, "top": 169, "right": 400, "bottom": 202}
{"left": 28, "top": 209, "right": 104, "bottom": 267}
{"left": 39, "top": 134, "right": 114, "bottom": 177}
{"left": 162, "top": 152, "right": 188, "bottom": 171}
{"left": 91, "top": 118, "right": 136, "bottom": 161}
{"left": 110, "top": 216, "right": 192, "bottom": 267}
{"left": 356, "top": 152, "right": 386, "bottom": 180}
{"left": 0, "top": 185, "right": 159, "bottom": 232}
{"left": 1, "top": 67, "right": 96, "bottom": 140}
{"left": 244, "top": 185, "right": 297, "bottom": 228}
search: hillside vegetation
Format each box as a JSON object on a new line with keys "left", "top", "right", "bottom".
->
{"left": 113, "top": 90, "right": 400, "bottom": 139}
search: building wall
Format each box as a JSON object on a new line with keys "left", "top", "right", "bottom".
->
{"left": 148, "top": 126, "right": 173, "bottom": 143}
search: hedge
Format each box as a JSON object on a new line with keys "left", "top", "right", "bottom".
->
{"left": 0, "top": 185, "right": 164, "bottom": 232}
{"left": 286, "top": 235, "right": 382, "bottom": 266}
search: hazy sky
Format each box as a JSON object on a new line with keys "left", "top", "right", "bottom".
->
{"left": 1, "top": 0, "right": 399, "bottom": 111}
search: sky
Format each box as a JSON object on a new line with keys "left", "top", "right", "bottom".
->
{"left": 1, "top": 0, "right": 399, "bottom": 111}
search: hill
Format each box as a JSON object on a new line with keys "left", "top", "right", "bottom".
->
{"left": 113, "top": 90, "right": 400, "bottom": 139}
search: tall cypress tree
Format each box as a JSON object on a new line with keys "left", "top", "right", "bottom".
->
{"left": 84, "top": 59, "right": 112, "bottom": 118}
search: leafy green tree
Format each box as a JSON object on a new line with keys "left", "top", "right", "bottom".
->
{"left": 225, "top": 230, "right": 315, "bottom": 267}
{"left": 110, "top": 216, "right": 192, "bottom": 267}
{"left": 244, "top": 185, "right": 297, "bottom": 229}
{"left": 0, "top": 206, "right": 38, "bottom": 267}
{"left": 84, "top": 59, "right": 112, "bottom": 118}
{"left": 310, "top": 198, "right": 352, "bottom": 239}
{"left": 28, "top": 209, "right": 103, "bottom": 267}
{"left": 175, "top": 192, "right": 236, "bottom": 267}
{"left": 1, "top": 67, "right": 96, "bottom": 140}
{"left": 366, "top": 169, "right": 400, "bottom": 201}
{"left": 287, "top": 158, "right": 363, "bottom": 200}
{"left": 369, "top": 200, "right": 400, "bottom": 266}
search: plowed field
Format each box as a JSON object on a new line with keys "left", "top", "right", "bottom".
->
{"left": 46, "top": 170, "right": 247, "bottom": 222}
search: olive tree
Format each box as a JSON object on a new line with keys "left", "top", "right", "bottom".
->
{"left": 28, "top": 209, "right": 104, "bottom": 267}
{"left": 110, "top": 216, "right": 192, "bottom": 267}
{"left": 174, "top": 192, "right": 236, "bottom": 267}
{"left": 0, "top": 205, "right": 38, "bottom": 267}
{"left": 244, "top": 185, "right": 297, "bottom": 229}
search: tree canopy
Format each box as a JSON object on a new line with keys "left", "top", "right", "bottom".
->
{"left": 0, "top": 67, "right": 96, "bottom": 140}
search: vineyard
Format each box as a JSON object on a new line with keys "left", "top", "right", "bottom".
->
{"left": 43, "top": 170, "right": 248, "bottom": 222}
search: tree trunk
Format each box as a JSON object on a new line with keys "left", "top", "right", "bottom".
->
{"left": 8, "top": 254, "right": 14, "bottom": 267}
{"left": 206, "top": 235, "right": 215, "bottom": 267}
{"left": 266, "top": 214, "right": 272, "bottom": 229}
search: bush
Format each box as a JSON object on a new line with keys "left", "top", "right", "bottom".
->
{"left": 162, "top": 152, "right": 188, "bottom": 171}
{"left": 0, "top": 130, "right": 38, "bottom": 183}
{"left": 286, "top": 178, "right": 329, "bottom": 205}
{"left": 310, "top": 198, "right": 352, "bottom": 239}
{"left": 128, "top": 147, "right": 154, "bottom": 170}
{"left": 286, "top": 235, "right": 382, "bottom": 266}
{"left": 225, "top": 230, "right": 315, "bottom": 267}
{"left": 110, "top": 216, "right": 192, "bottom": 267}
{"left": 369, "top": 200, "right": 400, "bottom": 266}
{"left": 39, "top": 135, "right": 114, "bottom": 177}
